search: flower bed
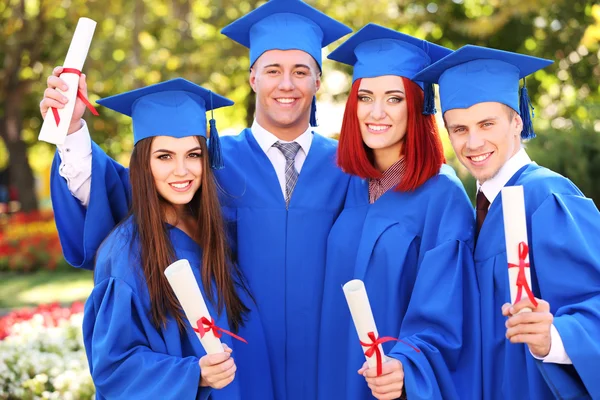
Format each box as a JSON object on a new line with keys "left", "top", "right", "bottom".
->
{"left": 0, "top": 211, "right": 66, "bottom": 273}
{"left": 0, "top": 302, "right": 95, "bottom": 399}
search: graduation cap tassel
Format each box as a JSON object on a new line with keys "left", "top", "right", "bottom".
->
{"left": 423, "top": 82, "right": 436, "bottom": 115}
{"left": 309, "top": 96, "right": 318, "bottom": 127}
{"left": 519, "top": 79, "right": 536, "bottom": 140}
{"left": 208, "top": 92, "right": 224, "bottom": 169}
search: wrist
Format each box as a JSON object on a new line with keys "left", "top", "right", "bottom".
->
{"left": 68, "top": 119, "right": 83, "bottom": 135}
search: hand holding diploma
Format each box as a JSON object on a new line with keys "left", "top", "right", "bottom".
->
{"left": 40, "top": 66, "right": 90, "bottom": 135}
{"left": 199, "top": 343, "right": 237, "bottom": 389}
{"left": 39, "top": 17, "right": 99, "bottom": 144}
{"left": 501, "top": 186, "right": 553, "bottom": 358}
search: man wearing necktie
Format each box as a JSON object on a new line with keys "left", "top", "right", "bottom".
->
{"left": 40, "top": 1, "right": 352, "bottom": 399}
{"left": 415, "top": 45, "right": 600, "bottom": 399}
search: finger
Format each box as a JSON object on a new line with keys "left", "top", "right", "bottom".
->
{"left": 364, "top": 361, "right": 401, "bottom": 378}
{"left": 47, "top": 75, "right": 68, "bottom": 91}
{"left": 511, "top": 298, "right": 545, "bottom": 315}
{"left": 203, "top": 359, "right": 237, "bottom": 383}
{"left": 365, "top": 371, "right": 404, "bottom": 386}
{"left": 78, "top": 73, "right": 88, "bottom": 97}
{"left": 52, "top": 66, "right": 64, "bottom": 77}
{"left": 508, "top": 333, "right": 547, "bottom": 345}
{"left": 501, "top": 303, "right": 512, "bottom": 317}
{"left": 199, "top": 351, "right": 231, "bottom": 368}
{"left": 506, "top": 312, "right": 552, "bottom": 328}
{"left": 369, "top": 382, "right": 404, "bottom": 398}
{"left": 211, "top": 372, "right": 236, "bottom": 389}
{"left": 40, "top": 98, "right": 66, "bottom": 113}
{"left": 44, "top": 87, "right": 69, "bottom": 104}
{"left": 372, "top": 391, "right": 403, "bottom": 400}
{"left": 357, "top": 361, "right": 369, "bottom": 375}
{"left": 222, "top": 343, "right": 232, "bottom": 353}
{"left": 506, "top": 323, "right": 550, "bottom": 339}
{"left": 532, "top": 299, "right": 550, "bottom": 313}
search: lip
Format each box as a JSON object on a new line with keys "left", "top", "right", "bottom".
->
{"left": 466, "top": 151, "right": 493, "bottom": 166}
{"left": 168, "top": 180, "right": 193, "bottom": 192}
{"left": 365, "top": 123, "right": 392, "bottom": 134}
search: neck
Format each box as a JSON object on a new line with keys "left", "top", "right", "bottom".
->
{"left": 372, "top": 145, "right": 403, "bottom": 173}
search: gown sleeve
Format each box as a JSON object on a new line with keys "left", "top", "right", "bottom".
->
{"left": 51, "top": 142, "right": 131, "bottom": 270}
{"left": 531, "top": 193, "right": 600, "bottom": 399}
{"left": 387, "top": 181, "right": 481, "bottom": 400}
{"left": 84, "top": 276, "right": 212, "bottom": 400}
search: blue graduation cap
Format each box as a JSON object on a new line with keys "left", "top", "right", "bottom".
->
{"left": 413, "top": 44, "right": 553, "bottom": 138}
{"left": 328, "top": 23, "right": 453, "bottom": 115}
{"left": 96, "top": 78, "right": 234, "bottom": 169}
{"left": 221, "top": 0, "right": 352, "bottom": 126}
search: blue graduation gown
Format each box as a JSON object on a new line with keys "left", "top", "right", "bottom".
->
{"left": 84, "top": 218, "right": 274, "bottom": 400}
{"left": 476, "top": 163, "right": 600, "bottom": 400}
{"left": 215, "top": 129, "right": 350, "bottom": 400}
{"left": 50, "top": 129, "right": 351, "bottom": 400}
{"left": 317, "top": 165, "right": 482, "bottom": 400}
{"left": 50, "top": 142, "right": 131, "bottom": 270}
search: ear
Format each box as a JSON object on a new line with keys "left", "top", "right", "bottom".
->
{"left": 315, "top": 73, "right": 322, "bottom": 92}
{"left": 513, "top": 112, "right": 523, "bottom": 137}
{"left": 249, "top": 68, "right": 258, "bottom": 93}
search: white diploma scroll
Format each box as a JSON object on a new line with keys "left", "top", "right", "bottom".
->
{"left": 501, "top": 186, "right": 534, "bottom": 313}
{"left": 343, "top": 279, "right": 387, "bottom": 368}
{"left": 164, "top": 259, "right": 224, "bottom": 354}
{"left": 39, "top": 17, "right": 97, "bottom": 145}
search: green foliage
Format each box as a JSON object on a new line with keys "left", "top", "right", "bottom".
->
{"left": 1, "top": 0, "right": 599, "bottom": 202}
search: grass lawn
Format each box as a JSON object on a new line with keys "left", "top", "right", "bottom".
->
{"left": 0, "top": 268, "right": 94, "bottom": 310}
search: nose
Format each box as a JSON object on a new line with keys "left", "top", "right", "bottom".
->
{"left": 278, "top": 72, "right": 295, "bottom": 91}
{"left": 466, "top": 130, "right": 486, "bottom": 151}
{"left": 173, "top": 158, "right": 188, "bottom": 177}
{"left": 369, "top": 100, "right": 386, "bottom": 121}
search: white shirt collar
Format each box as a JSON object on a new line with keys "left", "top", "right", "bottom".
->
{"left": 251, "top": 120, "right": 313, "bottom": 155}
{"left": 478, "top": 148, "right": 532, "bottom": 204}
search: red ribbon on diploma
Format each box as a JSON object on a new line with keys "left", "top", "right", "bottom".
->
{"left": 359, "top": 331, "right": 420, "bottom": 376}
{"left": 193, "top": 316, "right": 248, "bottom": 344}
{"left": 508, "top": 242, "right": 538, "bottom": 307}
{"left": 51, "top": 68, "right": 99, "bottom": 126}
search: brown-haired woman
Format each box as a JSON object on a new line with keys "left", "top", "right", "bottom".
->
{"left": 81, "top": 78, "right": 274, "bottom": 400}
{"left": 317, "top": 25, "right": 482, "bottom": 399}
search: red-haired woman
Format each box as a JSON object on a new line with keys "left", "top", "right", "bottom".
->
{"left": 317, "top": 25, "right": 481, "bottom": 400}
{"left": 80, "top": 79, "right": 273, "bottom": 400}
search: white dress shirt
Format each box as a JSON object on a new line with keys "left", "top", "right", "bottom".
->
{"left": 57, "top": 120, "right": 93, "bottom": 207}
{"left": 251, "top": 120, "right": 313, "bottom": 197}
{"left": 57, "top": 119, "right": 315, "bottom": 206}
{"left": 478, "top": 148, "right": 572, "bottom": 365}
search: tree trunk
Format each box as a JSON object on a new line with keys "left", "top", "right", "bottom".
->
{"left": 0, "top": 80, "right": 38, "bottom": 212}
{"left": 5, "top": 135, "right": 38, "bottom": 212}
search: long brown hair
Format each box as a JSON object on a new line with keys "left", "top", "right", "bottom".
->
{"left": 337, "top": 77, "right": 445, "bottom": 191}
{"left": 128, "top": 135, "right": 248, "bottom": 332}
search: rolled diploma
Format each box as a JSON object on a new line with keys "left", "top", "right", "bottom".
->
{"left": 343, "top": 279, "right": 387, "bottom": 368}
{"left": 164, "top": 259, "right": 224, "bottom": 354}
{"left": 501, "top": 186, "right": 533, "bottom": 313}
{"left": 39, "top": 17, "right": 96, "bottom": 145}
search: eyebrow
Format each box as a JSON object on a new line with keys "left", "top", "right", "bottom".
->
{"left": 358, "top": 89, "right": 405, "bottom": 95}
{"left": 153, "top": 146, "right": 202, "bottom": 154}
{"left": 263, "top": 63, "right": 312, "bottom": 70}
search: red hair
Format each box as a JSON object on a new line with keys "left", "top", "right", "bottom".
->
{"left": 337, "top": 77, "right": 445, "bottom": 192}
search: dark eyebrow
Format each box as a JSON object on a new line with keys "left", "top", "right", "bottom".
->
{"left": 153, "top": 146, "right": 202, "bottom": 154}
{"left": 357, "top": 89, "right": 405, "bottom": 95}
{"left": 263, "top": 63, "right": 312, "bottom": 70}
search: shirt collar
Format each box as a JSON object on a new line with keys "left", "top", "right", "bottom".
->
{"left": 478, "top": 148, "right": 532, "bottom": 204}
{"left": 251, "top": 120, "right": 313, "bottom": 155}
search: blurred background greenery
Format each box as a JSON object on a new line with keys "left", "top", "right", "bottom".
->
{"left": 1, "top": 0, "right": 599, "bottom": 211}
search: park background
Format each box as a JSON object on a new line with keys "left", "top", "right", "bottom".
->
{"left": 0, "top": 0, "right": 599, "bottom": 398}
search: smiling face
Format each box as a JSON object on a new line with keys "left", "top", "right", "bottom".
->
{"left": 149, "top": 135, "right": 203, "bottom": 210}
{"left": 356, "top": 75, "right": 408, "bottom": 169}
{"left": 250, "top": 49, "right": 321, "bottom": 139}
{"left": 444, "top": 102, "right": 523, "bottom": 183}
